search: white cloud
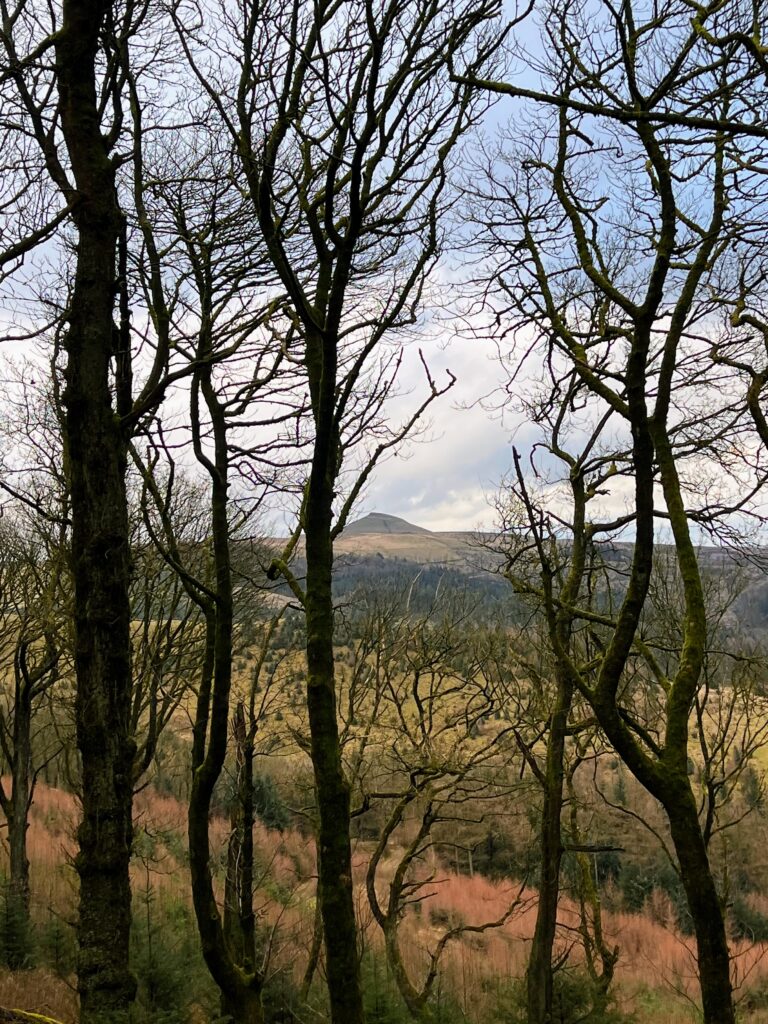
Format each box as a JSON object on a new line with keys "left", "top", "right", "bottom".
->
{"left": 358, "top": 329, "right": 530, "bottom": 531}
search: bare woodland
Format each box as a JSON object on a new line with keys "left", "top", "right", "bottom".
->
{"left": 1, "top": 0, "right": 768, "bottom": 1022}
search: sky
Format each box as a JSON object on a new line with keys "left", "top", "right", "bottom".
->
{"left": 352, "top": 325, "right": 532, "bottom": 534}
{"left": 0, "top": 2, "right": 556, "bottom": 539}
{"left": 0, "top": 289, "right": 524, "bottom": 536}
{"left": 356, "top": 345, "right": 506, "bottom": 532}
{"left": 3, "top": 3, "right": 759, "bottom": 541}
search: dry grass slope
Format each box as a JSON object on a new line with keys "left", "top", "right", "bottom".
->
{"left": 4, "top": 780, "right": 768, "bottom": 1023}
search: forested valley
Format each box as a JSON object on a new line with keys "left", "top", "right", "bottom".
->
{"left": 1, "top": 0, "right": 768, "bottom": 1021}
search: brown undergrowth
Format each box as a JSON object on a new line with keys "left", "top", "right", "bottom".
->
{"left": 3, "top": 779, "right": 768, "bottom": 1023}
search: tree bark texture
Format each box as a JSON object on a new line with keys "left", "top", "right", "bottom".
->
{"left": 222, "top": 702, "right": 259, "bottom": 1023}
{"left": 187, "top": 370, "right": 264, "bottom": 1024}
{"left": 526, "top": 681, "right": 571, "bottom": 1024}
{"left": 304, "top": 466, "right": 364, "bottom": 1024}
{"left": 56, "top": 1, "right": 136, "bottom": 1018}
{"left": 667, "top": 783, "right": 734, "bottom": 1024}
{"left": 5, "top": 668, "right": 32, "bottom": 969}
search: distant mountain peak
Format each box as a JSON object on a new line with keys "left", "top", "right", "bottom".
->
{"left": 343, "top": 512, "right": 431, "bottom": 535}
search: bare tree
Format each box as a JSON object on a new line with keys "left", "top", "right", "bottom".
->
{"left": 465, "top": 6, "right": 768, "bottom": 1020}
{"left": 358, "top": 599, "right": 523, "bottom": 1022}
{"left": 136, "top": 432, "right": 274, "bottom": 1023}
{"left": 491, "top": 368, "right": 626, "bottom": 1024}
{"left": 127, "top": 130, "right": 298, "bottom": 1016}
{"left": 221, "top": 611, "right": 290, "bottom": 1002}
{"left": 0, "top": 514, "right": 67, "bottom": 967}
{"left": 171, "top": 2, "right": 509, "bottom": 1017}
{"left": 0, "top": 1, "right": 219, "bottom": 1011}
{"left": 129, "top": 525, "right": 207, "bottom": 787}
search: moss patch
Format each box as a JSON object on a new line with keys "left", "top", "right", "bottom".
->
{"left": 0, "top": 1011, "right": 63, "bottom": 1023}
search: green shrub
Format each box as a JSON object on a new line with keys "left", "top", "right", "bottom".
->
{"left": 131, "top": 883, "right": 218, "bottom": 1024}
{"left": 550, "top": 971, "right": 632, "bottom": 1024}
{"left": 36, "top": 912, "right": 77, "bottom": 977}
{"left": 361, "top": 954, "right": 412, "bottom": 1024}
{"left": 261, "top": 967, "right": 304, "bottom": 1022}
{"left": 358, "top": 953, "right": 466, "bottom": 1023}
{"left": 484, "top": 971, "right": 633, "bottom": 1024}
{"left": 0, "top": 886, "right": 34, "bottom": 970}
{"left": 731, "top": 895, "right": 768, "bottom": 942}
{"left": 254, "top": 773, "right": 291, "bottom": 832}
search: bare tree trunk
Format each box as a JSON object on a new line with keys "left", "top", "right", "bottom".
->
{"left": 5, "top": 674, "right": 32, "bottom": 969}
{"left": 222, "top": 702, "right": 258, "bottom": 1021}
{"left": 526, "top": 677, "right": 572, "bottom": 1024}
{"left": 668, "top": 784, "right": 734, "bottom": 1024}
{"left": 304, "top": 469, "right": 363, "bottom": 1024}
{"left": 187, "top": 367, "right": 264, "bottom": 1024}
{"left": 300, "top": 893, "right": 323, "bottom": 1002}
{"left": 56, "top": 2, "right": 136, "bottom": 1018}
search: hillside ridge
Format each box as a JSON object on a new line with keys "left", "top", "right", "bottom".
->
{"left": 342, "top": 511, "right": 431, "bottom": 535}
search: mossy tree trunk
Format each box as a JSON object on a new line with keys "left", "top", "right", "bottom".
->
{"left": 525, "top": 678, "right": 572, "bottom": 1024}
{"left": 667, "top": 780, "right": 734, "bottom": 1023}
{"left": 478, "top": 56, "right": 737, "bottom": 1014}
{"left": 302, "top": 327, "right": 364, "bottom": 1024}
{"left": 185, "top": 342, "right": 265, "bottom": 1024}
{"left": 55, "top": 1, "right": 136, "bottom": 1019}
{"left": 175, "top": 3, "right": 504, "bottom": 1019}
{"left": 0, "top": 639, "right": 57, "bottom": 969}
{"left": 3, "top": 656, "right": 33, "bottom": 969}
{"left": 223, "top": 702, "right": 257, "bottom": 993}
